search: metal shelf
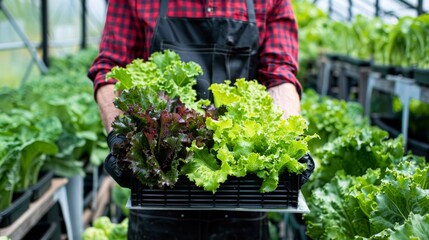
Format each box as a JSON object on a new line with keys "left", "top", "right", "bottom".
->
{"left": 313, "top": 0, "right": 427, "bottom": 21}
{"left": 365, "top": 72, "right": 428, "bottom": 146}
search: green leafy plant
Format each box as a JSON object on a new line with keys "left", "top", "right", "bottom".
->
{"left": 301, "top": 89, "right": 367, "bottom": 156}
{"left": 2, "top": 49, "right": 108, "bottom": 177}
{"left": 111, "top": 185, "right": 131, "bottom": 217}
{"left": 108, "top": 50, "right": 219, "bottom": 188}
{"left": 182, "top": 79, "right": 316, "bottom": 192}
{"left": 305, "top": 155, "right": 429, "bottom": 239}
{"left": 0, "top": 141, "right": 21, "bottom": 211}
{"left": 0, "top": 108, "right": 60, "bottom": 210}
{"left": 82, "top": 216, "right": 128, "bottom": 240}
{"left": 112, "top": 90, "right": 219, "bottom": 188}
{"left": 108, "top": 50, "right": 209, "bottom": 112}
{"left": 305, "top": 126, "right": 404, "bottom": 193}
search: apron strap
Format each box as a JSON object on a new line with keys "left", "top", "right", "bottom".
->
{"left": 246, "top": 0, "right": 257, "bottom": 24}
{"left": 160, "top": 0, "right": 169, "bottom": 18}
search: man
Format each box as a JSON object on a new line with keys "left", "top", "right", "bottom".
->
{"left": 88, "top": 0, "right": 301, "bottom": 239}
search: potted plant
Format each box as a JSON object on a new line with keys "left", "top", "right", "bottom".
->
{"left": 411, "top": 14, "right": 429, "bottom": 86}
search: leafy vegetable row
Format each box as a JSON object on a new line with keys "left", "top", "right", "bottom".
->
{"left": 301, "top": 89, "right": 429, "bottom": 239}
{"left": 0, "top": 49, "right": 107, "bottom": 211}
{"left": 294, "top": 0, "right": 429, "bottom": 69}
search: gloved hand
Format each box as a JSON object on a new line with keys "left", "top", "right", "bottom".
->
{"left": 105, "top": 130, "right": 132, "bottom": 188}
{"left": 298, "top": 153, "right": 315, "bottom": 188}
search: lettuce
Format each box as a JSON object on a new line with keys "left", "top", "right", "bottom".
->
{"left": 108, "top": 51, "right": 220, "bottom": 188}
{"left": 301, "top": 89, "right": 367, "bottom": 156}
{"left": 108, "top": 49, "right": 209, "bottom": 112}
{"left": 305, "top": 127, "right": 404, "bottom": 192}
{"left": 183, "top": 79, "right": 316, "bottom": 193}
{"left": 0, "top": 109, "right": 61, "bottom": 210}
{"left": 112, "top": 90, "right": 218, "bottom": 188}
{"left": 305, "top": 155, "right": 429, "bottom": 240}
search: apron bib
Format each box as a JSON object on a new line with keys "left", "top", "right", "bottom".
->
{"left": 150, "top": 0, "right": 260, "bottom": 100}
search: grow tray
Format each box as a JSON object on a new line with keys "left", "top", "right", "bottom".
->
{"left": 338, "top": 55, "right": 371, "bottom": 67}
{"left": 414, "top": 68, "right": 429, "bottom": 86}
{"left": 0, "top": 190, "right": 32, "bottom": 228}
{"left": 129, "top": 173, "right": 309, "bottom": 212}
{"left": 371, "top": 64, "right": 397, "bottom": 76}
{"left": 371, "top": 113, "right": 429, "bottom": 159}
{"left": 29, "top": 171, "right": 54, "bottom": 201}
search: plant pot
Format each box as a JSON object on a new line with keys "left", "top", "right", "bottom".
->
{"left": 394, "top": 66, "right": 415, "bottom": 78}
{"left": 0, "top": 190, "right": 32, "bottom": 227}
{"left": 29, "top": 171, "right": 54, "bottom": 201}
{"left": 340, "top": 55, "right": 371, "bottom": 67}
{"left": 414, "top": 68, "right": 429, "bottom": 86}
{"left": 325, "top": 53, "right": 341, "bottom": 61}
{"left": 371, "top": 64, "right": 397, "bottom": 76}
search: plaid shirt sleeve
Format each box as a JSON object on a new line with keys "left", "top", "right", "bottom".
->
{"left": 258, "top": 0, "right": 301, "bottom": 96}
{"left": 87, "top": 0, "right": 144, "bottom": 96}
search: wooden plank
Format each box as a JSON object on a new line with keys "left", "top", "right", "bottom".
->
{"left": 83, "top": 177, "right": 115, "bottom": 227}
{"left": 92, "top": 177, "right": 115, "bottom": 220}
{"left": 83, "top": 209, "right": 93, "bottom": 228}
{"left": 0, "top": 178, "right": 68, "bottom": 239}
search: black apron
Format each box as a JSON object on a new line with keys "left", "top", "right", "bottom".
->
{"left": 128, "top": 1, "right": 268, "bottom": 239}
{"left": 150, "top": 0, "right": 260, "bottom": 100}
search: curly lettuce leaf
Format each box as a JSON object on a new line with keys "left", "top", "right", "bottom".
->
{"left": 370, "top": 169, "right": 429, "bottom": 232}
{"left": 305, "top": 156, "right": 429, "bottom": 240}
{"left": 107, "top": 50, "right": 208, "bottom": 112}
{"left": 301, "top": 89, "right": 368, "bottom": 155}
{"left": 112, "top": 91, "right": 217, "bottom": 188}
{"left": 306, "top": 127, "right": 404, "bottom": 192}
{"left": 389, "top": 213, "right": 429, "bottom": 240}
{"left": 184, "top": 79, "right": 315, "bottom": 193}
{"left": 305, "top": 170, "right": 379, "bottom": 240}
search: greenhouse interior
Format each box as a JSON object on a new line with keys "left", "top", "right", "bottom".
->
{"left": 0, "top": 0, "right": 428, "bottom": 239}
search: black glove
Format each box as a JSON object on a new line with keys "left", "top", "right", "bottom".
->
{"left": 105, "top": 131, "right": 132, "bottom": 188}
{"left": 298, "top": 153, "right": 315, "bottom": 188}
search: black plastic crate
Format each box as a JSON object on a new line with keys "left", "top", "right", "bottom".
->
{"left": 0, "top": 190, "right": 32, "bottom": 227}
{"left": 131, "top": 173, "right": 300, "bottom": 209}
{"left": 30, "top": 171, "right": 54, "bottom": 201}
{"left": 414, "top": 68, "right": 429, "bottom": 86}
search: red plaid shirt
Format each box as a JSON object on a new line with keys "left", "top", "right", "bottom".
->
{"left": 88, "top": 0, "right": 301, "bottom": 96}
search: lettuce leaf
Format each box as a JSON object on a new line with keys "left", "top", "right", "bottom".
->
{"left": 306, "top": 127, "right": 404, "bottom": 192}
{"left": 305, "top": 156, "right": 429, "bottom": 240}
{"left": 112, "top": 90, "right": 217, "bottom": 188}
{"left": 370, "top": 166, "right": 429, "bottom": 232}
{"left": 389, "top": 213, "right": 429, "bottom": 240}
{"left": 107, "top": 50, "right": 209, "bottom": 112}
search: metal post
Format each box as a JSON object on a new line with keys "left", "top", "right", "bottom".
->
{"left": 375, "top": 0, "right": 380, "bottom": 17}
{"left": 417, "top": 0, "right": 424, "bottom": 15}
{"left": 328, "top": 0, "right": 332, "bottom": 18}
{"left": 41, "top": 0, "right": 49, "bottom": 67}
{"left": 67, "top": 175, "right": 84, "bottom": 240}
{"left": 348, "top": 0, "right": 353, "bottom": 21}
{"left": 0, "top": 0, "right": 48, "bottom": 75}
{"left": 81, "top": 0, "right": 87, "bottom": 49}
